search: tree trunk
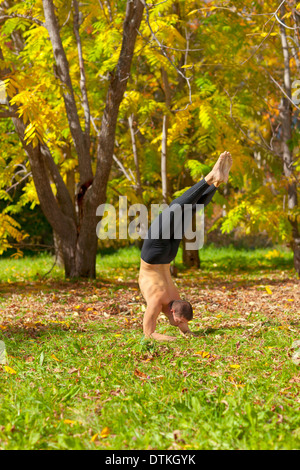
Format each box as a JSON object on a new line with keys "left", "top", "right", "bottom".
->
{"left": 53, "top": 231, "right": 64, "bottom": 268}
{"left": 161, "top": 68, "right": 171, "bottom": 204}
{"left": 182, "top": 243, "right": 200, "bottom": 268}
{"left": 290, "top": 217, "right": 300, "bottom": 275}
{"left": 279, "top": 5, "right": 300, "bottom": 276}
{"left": 182, "top": 219, "right": 200, "bottom": 269}
{"left": 128, "top": 113, "right": 143, "bottom": 198}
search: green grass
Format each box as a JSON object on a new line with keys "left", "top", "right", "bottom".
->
{"left": 0, "top": 245, "right": 299, "bottom": 450}
{"left": 1, "top": 321, "right": 299, "bottom": 450}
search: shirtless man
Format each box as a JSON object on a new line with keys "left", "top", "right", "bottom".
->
{"left": 138, "top": 151, "right": 233, "bottom": 341}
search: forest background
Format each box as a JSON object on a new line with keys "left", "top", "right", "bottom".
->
{"left": 0, "top": 0, "right": 299, "bottom": 278}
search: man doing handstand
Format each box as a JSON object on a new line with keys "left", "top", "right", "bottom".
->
{"left": 138, "top": 152, "right": 233, "bottom": 341}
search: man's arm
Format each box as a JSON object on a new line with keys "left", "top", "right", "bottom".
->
{"left": 177, "top": 322, "right": 197, "bottom": 337}
{"left": 143, "top": 303, "right": 177, "bottom": 341}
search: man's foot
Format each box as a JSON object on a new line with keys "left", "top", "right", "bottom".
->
{"left": 205, "top": 151, "right": 233, "bottom": 187}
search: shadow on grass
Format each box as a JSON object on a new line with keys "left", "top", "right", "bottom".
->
{"left": 0, "top": 322, "right": 119, "bottom": 347}
{"left": 0, "top": 278, "right": 140, "bottom": 297}
{"left": 190, "top": 321, "right": 300, "bottom": 337}
{"left": 187, "top": 276, "right": 299, "bottom": 290}
{"left": 190, "top": 325, "right": 248, "bottom": 337}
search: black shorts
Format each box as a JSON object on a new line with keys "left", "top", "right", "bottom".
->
{"left": 141, "top": 179, "right": 217, "bottom": 265}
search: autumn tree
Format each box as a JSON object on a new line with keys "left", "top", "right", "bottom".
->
{"left": 204, "top": 0, "right": 300, "bottom": 276}
{"left": 1, "top": 0, "right": 299, "bottom": 278}
{"left": 0, "top": 0, "right": 144, "bottom": 278}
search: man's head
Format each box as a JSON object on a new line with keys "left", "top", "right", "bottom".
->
{"left": 169, "top": 300, "right": 193, "bottom": 326}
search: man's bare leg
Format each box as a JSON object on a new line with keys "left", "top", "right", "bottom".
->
{"left": 205, "top": 151, "right": 233, "bottom": 187}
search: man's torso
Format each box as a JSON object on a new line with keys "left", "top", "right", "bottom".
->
{"left": 138, "top": 260, "right": 180, "bottom": 312}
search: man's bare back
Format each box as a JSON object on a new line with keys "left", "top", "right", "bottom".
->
{"left": 139, "top": 260, "right": 186, "bottom": 341}
{"left": 139, "top": 260, "right": 180, "bottom": 308}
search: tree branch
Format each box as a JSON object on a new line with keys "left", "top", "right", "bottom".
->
{"left": 0, "top": 14, "right": 45, "bottom": 27}
{"left": 73, "top": 0, "right": 90, "bottom": 149}
{"left": 128, "top": 114, "right": 143, "bottom": 196}
{"left": 42, "top": 0, "right": 92, "bottom": 184}
{"left": 113, "top": 154, "right": 134, "bottom": 183}
{"left": 269, "top": 73, "right": 300, "bottom": 111}
{"left": 275, "top": 12, "right": 300, "bottom": 30}
{"left": 143, "top": 0, "right": 192, "bottom": 111}
{"left": 0, "top": 45, "right": 77, "bottom": 238}
{"left": 6, "top": 171, "right": 32, "bottom": 193}
{"left": 0, "top": 111, "right": 16, "bottom": 118}
{"left": 161, "top": 68, "right": 171, "bottom": 204}
{"left": 223, "top": 87, "right": 283, "bottom": 160}
{"left": 91, "top": 0, "right": 145, "bottom": 206}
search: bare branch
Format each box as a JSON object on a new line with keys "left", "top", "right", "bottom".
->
{"left": 0, "top": 14, "right": 45, "bottom": 27}
{"left": 223, "top": 88, "right": 283, "bottom": 159}
{"left": 149, "top": 0, "right": 169, "bottom": 8}
{"left": 73, "top": 0, "right": 90, "bottom": 148}
{"left": 128, "top": 114, "right": 143, "bottom": 196}
{"left": 142, "top": 0, "right": 192, "bottom": 111}
{"left": 113, "top": 154, "right": 133, "bottom": 183}
{"left": 42, "top": 0, "right": 92, "bottom": 184}
{"left": 161, "top": 113, "right": 168, "bottom": 203}
{"left": 161, "top": 68, "right": 171, "bottom": 204}
{"left": 6, "top": 171, "right": 32, "bottom": 192}
{"left": 136, "top": 26, "right": 203, "bottom": 52}
{"left": 240, "top": 19, "right": 276, "bottom": 65}
{"left": 90, "top": 114, "right": 100, "bottom": 136}
{"left": 62, "top": 8, "right": 72, "bottom": 27}
{"left": 275, "top": 12, "right": 300, "bottom": 30}
{"left": 98, "top": 0, "right": 112, "bottom": 23}
{"left": 269, "top": 73, "right": 300, "bottom": 111}
{"left": 104, "top": 0, "right": 113, "bottom": 22}
{"left": 91, "top": 0, "right": 145, "bottom": 206}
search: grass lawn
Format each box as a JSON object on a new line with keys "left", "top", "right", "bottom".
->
{"left": 0, "top": 245, "right": 299, "bottom": 450}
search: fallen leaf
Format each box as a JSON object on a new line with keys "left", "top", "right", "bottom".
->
{"left": 4, "top": 365, "right": 16, "bottom": 374}
{"left": 134, "top": 369, "right": 148, "bottom": 379}
{"left": 100, "top": 427, "right": 110, "bottom": 438}
{"left": 91, "top": 433, "right": 98, "bottom": 442}
{"left": 51, "top": 354, "right": 61, "bottom": 362}
{"left": 195, "top": 351, "right": 210, "bottom": 358}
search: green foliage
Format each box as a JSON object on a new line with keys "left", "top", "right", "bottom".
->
{"left": 0, "top": 214, "right": 26, "bottom": 256}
